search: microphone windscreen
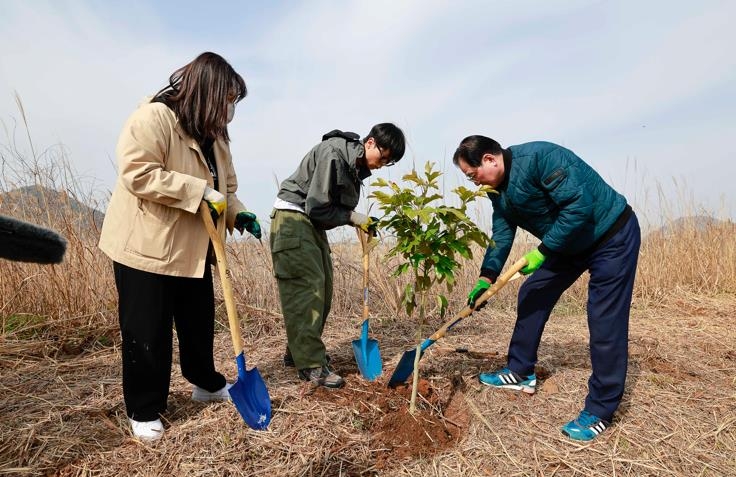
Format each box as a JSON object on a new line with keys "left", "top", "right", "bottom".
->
{"left": 0, "top": 214, "right": 67, "bottom": 264}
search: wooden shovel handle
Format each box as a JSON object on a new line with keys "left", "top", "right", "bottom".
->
{"left": 427, "top": 256, "right": 529, "bottom": 342}
{"left": 199, "top": 202, "right": 243, "bottom": 356}
{"left": 355, "top": 228, "right": 371, "bottom": 321}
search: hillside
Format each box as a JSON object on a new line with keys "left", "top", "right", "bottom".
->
{"left": 0, "top": 185, "right": 105, "bottom": 231}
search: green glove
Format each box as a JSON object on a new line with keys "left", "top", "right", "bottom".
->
{"left": 467, "top": 279, "right": 491, "bottom": 309}
{"left": 520, "top": 248, "right": 546, "bottom": 275}
{"left": 235, "top": 211, "right": 261, "bottom": 239}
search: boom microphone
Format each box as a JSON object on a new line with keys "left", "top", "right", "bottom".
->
{"left": 0, "top": 214, "right": 67, "bottom": 264}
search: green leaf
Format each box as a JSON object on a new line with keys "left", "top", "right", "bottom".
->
{"left": 403, "top": 169, "right": 424, "bottom": 186}
{"left": 437, "top": 294, "right": 448, "bottom": 319}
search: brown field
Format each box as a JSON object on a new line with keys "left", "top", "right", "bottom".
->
{"left": 1, "top": 152, "right": 735, "bottom": 476}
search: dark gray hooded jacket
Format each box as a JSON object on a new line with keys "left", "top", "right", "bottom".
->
{"left": 277, "top": 133, "right": 371, "bottom": 230}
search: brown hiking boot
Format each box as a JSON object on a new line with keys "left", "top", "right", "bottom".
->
{"left": 298, "top": 365, "right": 345, "bottom": 388}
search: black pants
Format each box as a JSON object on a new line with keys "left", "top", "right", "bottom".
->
{"left": 113, "top": 262, "right": 226, "bottom": 421}
{"left": 509, "top": 212, "right": 641, "bottom": 422}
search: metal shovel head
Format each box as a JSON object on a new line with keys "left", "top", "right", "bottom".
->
{"left": 388, "top": 346, "right": 424, "bottom": 388}
{"left": 228, "top": 353, "right": 271, "bottom": 430}
{"left": 388, "top": 337, "right": 436, "bottom": 387}
{"left": 352, "top": 323, "right": 382, "bottom": 381}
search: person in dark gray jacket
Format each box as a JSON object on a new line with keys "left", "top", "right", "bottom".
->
{"left": 270, "top": 124, "right": 405, "bottom": 388}
{"left": 453, "top": 136, "right": 640, "bottom": 441}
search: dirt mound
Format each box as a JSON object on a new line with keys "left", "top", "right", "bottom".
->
{"left": 308, "top": 374, "right": 468, "bottom": 469}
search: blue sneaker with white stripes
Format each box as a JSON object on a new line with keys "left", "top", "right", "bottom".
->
{"left": 478, "top": 367, "right": 536, "bottom": 394}
{"left": 561, "top": 410, "right": 609, "bottom": 441}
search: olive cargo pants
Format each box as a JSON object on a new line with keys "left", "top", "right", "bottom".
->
{"left": 269, "top": 209, "right": 333, "bottom": 370}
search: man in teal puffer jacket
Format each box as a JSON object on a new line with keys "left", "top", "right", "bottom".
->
{"left": 453, "top": 136, "right": 640, "bottom": 441}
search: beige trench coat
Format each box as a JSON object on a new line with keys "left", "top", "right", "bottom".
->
{"left": 98, "top": 101, "right": 246, "bottom": 278}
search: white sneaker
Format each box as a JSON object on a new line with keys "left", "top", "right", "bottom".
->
{"left": 129, "top": 417, "right": 164, "bottom": 441}
{"left": 191, "top": 382, "right": 233, "bottom": 402}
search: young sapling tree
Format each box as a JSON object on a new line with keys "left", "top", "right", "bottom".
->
{"left": 370, "top": 162, "right": 493, "bottom": 412}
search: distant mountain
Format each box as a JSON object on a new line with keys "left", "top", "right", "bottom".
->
{"left": 0, "top": 185, "right": 105, "bottom": 233}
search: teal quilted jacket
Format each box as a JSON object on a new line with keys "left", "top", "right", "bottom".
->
{"left": 481, "top": 141, "right": 627, "bottom": 277}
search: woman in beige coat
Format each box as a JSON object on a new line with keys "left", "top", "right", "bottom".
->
{"left": 99, "top": 52, "right": 261, "bottom": 442}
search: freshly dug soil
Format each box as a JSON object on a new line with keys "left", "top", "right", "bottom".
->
{"left": 309, "top": 374, "right": 468, "bottom": 468}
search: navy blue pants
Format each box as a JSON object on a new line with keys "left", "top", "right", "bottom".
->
{"left": 507, "top": 213, "right": 640, "bottom": 422}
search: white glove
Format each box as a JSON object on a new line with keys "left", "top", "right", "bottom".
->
{"left": 350, "top": 211, "right": 377, "bottom": 235}
{"left": 203, "top": 186, "right": 226, "bottom": 219}
{"left": 350, "top": 211, "right": 369, "bottom": 227}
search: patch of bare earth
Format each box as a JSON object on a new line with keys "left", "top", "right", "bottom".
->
{"left": 1, "top": 292, "right": 735, "bottom": 475}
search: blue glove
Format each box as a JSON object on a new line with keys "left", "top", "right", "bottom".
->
{"left": 235, "top": 211, "right": 261, "bottom": 239}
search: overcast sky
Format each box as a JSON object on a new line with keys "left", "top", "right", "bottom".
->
{"left": 1, "top": 0, "right": 734, "bottom": 230}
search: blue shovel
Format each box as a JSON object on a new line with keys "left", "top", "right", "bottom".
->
{"left": 352, "top": 228, "right": 382, "bottom": 381}
{"left": 387, "top": 256, "right": 528, "bottom": 387}
{"left": 200, "top": 203, "right": 271, "bottom": 430}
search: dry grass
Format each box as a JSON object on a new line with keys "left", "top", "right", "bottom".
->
{"left": 1, "top": 136, "right": 735, "bottom": 476}
{"left": 1, "top": 286, "right": 734, "bottom": 476}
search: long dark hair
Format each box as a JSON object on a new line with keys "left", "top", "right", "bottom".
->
{"left": 152, "top": 52, "right": 246, "bottom": 143}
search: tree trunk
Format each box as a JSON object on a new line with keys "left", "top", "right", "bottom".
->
{"left": 409, "top": 289, "right": 426, "bottom": 414}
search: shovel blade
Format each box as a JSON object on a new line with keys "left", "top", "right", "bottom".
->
{"left": 387, "top": 348, "right": 420, "bottom": 387}
{"left": 229, "top": 353, "right": 271, "bottom": 430}
{"left": 352, "top": 337, "right": 382, "bottom": 381}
